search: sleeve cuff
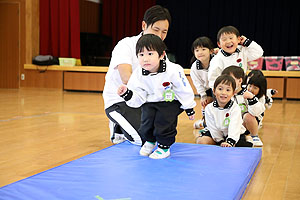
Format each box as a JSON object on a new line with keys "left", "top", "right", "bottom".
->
{"left": 247, "top": 96, "right": 258, "bottom": 105}
{"left": 205, "top": 88, "right": 213, "bottom": 97}
{"left": 243, "top": 38, "right": 252, "bottom": 47}
{"left": 271, "top": 89, "right": 276, "bottom": 95}
{"left": 120, "top": 89, "right": 133, "bottom": 101}
{"left": 226, "top": 138, "right": 236, "bottom": 147}
{"left": 185, "top": 108, "right": 195, "bottom": 116}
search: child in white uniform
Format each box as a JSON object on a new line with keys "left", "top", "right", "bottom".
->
{"left": 196, "top": 74, "right": 252, "bottom": 147}
{"left": 244, "top": 74, "right": 270, "bottom": 146}
{"left": 103, "top": 5, "right": 171, "bottom": 145}
{"left": 208, "top": 25, "right": 264, "bottom": 89}
{"left": 246, "top": 70, "right": 277, "bottom": 110}
{"left": 118, "top": 34, "right": 196, "bottom": 159}
{"left": 190, "top": 36, "right": 214, "bottom": 129}
{"left": 221, "top": 66, "right": 266, "bottom": 146}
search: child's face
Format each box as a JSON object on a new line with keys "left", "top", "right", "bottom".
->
{"left": 214, "top": 82, "right": 234, "bottom": 107}
{"left": 137, "top": 47, "right": 164, "bottom": 73}
{"left": 142, "top": 20, "right": 169, "bottom": 41}
{"left": 218, "top": 33, "right": 241, "bottom": 54}
{"left": 194, "top": 46, "right": 211, "bottom": 63}
{"left": 247, "top": 84, "right": 259, "bottom": 96}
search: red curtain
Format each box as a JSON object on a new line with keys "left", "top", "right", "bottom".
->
{"left": 102, "top": 0, "right": 156, "bottom": 48}
{"left": 40, "top": 0, "right": 81, "bottom": 59}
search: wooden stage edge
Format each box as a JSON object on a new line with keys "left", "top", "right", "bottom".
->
{"left": 24, "top": 64, "right": 300, "bottom": 77}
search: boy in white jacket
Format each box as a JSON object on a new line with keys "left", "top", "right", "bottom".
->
{"left": 208, "top": 25, "right": 263, "bottom": 89}
{"left": 118, "top": 34, "right": 196, "bottom": 159}
{"left": 196, "top": 74, "right": 252, "bottom": 147}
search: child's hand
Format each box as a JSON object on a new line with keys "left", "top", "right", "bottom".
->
{"left": 117, "top": 85, "right": 128, "bottom": 96}
{"left": 243, "top": 91, "right": 254, "bottom": 99}
{"left": 200, "top": 97, "right": 208, "bottom": 108}
{"left": 239, "top": 35, "right": 247, "bottom": 45}
{"left": 188, "top": 114, "right": 195, "bottom": 120}
{"left": 201, "top": 96, "right": 213, "bottom": 109}
{"left": 213, "top": 48, "right": 219, "bottom": 54}
{"left": 221, "top": 142, "right": 233, "bottom": 147}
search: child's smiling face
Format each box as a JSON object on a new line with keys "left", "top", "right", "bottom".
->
{"left": 218, "top": 33, "right": 241, "bottom": 54}
{"left": 214, "top": 82, "right": 235, "bottom": 107}
{"left": 194, "top": 46, "right": 211, "bottom": 65}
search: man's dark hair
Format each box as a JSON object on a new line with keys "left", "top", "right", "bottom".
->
{"left": 143, "top": 5, "right": 171, "bottom": 27}
{"left": 214, "top": 74, "right": 236, "bottom": 91}
{"left": 217, "top": 26, "right": 240, "bottom": 42}
{"left": 136, "top": 34, "right": 167, "bottom": 57}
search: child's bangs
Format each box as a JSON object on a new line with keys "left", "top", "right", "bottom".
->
{"left": 136, "top": 43, "right": 154, "bottom": 54}
{"left": 220, "top": 79, "right": 233, "bottom": 87}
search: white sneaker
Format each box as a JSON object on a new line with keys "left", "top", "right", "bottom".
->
{"left": 139, "top": 141, "right": 156, "bottom": 156}
{"left": 194, "top": 119, "right": 204, "bottom": 129}
{"left": 245, "top": 135, "right": 253, "bottom": 143}
{"left": 149, "top": 148, "right": 170, "bottom": 159}
{"left": 252, "top": 136, "right": 263, "bottom": 147}
{"left": 111, "top": 133, "right": 126, "bottom": 144}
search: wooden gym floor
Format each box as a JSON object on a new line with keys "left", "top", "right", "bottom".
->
{"left": 0, "top": 88, "right": 300, "bottom": 199}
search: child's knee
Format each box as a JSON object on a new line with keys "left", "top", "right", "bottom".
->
{"left": 196, "top": 136, "right": 214, "bottom": 145}
{"left": 243, "top": 113, "right": 256, "bottom": 124}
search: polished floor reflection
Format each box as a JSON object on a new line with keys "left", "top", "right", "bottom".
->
{"left": 0, "top": 88, "right": 299, "bottom": 199}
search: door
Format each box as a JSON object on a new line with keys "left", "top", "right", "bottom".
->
{"left": 0, "top": 2, "right": 20, "bottom": 88}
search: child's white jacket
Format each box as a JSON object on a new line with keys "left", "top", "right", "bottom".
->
{"left": 205, "top": 100, "right": 246, "bottom": 146}
{"left": 190, "top": 60, "right": 210, "bottom": 98}
{"left": 124, "top": 60, "right": 196, "bottom": 114}
{"left": 233, "top": 86, "right": 266, "bottom": 118}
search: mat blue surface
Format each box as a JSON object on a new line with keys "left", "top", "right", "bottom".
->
{"left": 0, "top": 142, "right": 261, "bottom": 200}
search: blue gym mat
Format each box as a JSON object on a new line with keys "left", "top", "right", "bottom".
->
{"left": 0, "top": 142, "right": 261, "bottom": 200}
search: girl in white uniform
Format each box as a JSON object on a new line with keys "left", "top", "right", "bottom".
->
{"left": 190, "top": 36, "right": 214, "bottom": 129}
{"left": 118, "top": 34, "right": 196, "bottom": 159}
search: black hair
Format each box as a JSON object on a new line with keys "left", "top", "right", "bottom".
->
{"left": 246, "top": 70, "right": 264, "bottom": 84}
{"left": 217, "top": 25, "right": 240, "bottom": 42}
{"left": 221, "top": 65, "right": 245, "bottom": 80}
{"left": 143, "top": 5, "right": 171, "bottom": 27}
{"left": 247, "top": 70, "right": 264, "bottom": 78}
{"left": 136, "top": 34, "right": 167, "bottom": 57}
{"left": 248, "top": 74, "right": 267, "bottom": 99}
{"left": 190, "top": 36, "right": 214, "bottom": 64}
{"left": 214, "top": 74, "right": 236, "bottom": 91}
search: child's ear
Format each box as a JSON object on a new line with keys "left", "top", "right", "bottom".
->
{"left": 142, "top": 21, "right": 147, "bottom": 31}
{"left": 238, "top": 78, "right": 243, "bottom": 85}
{"left": 160, "top": 51, "right": 166, "bottom": 60}
{"left": 217, "top": 42, "right": 221, "bottom": 48}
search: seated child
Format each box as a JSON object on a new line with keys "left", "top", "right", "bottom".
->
{"left": 118, "top": 34, "right": 196, "bottom": 159}
{"left": 208, "top": 25, "right": 264, "bottom": 89}
{"left": 196, "top": 74, "right": 252, "bottom": 147}
{"left": 246, "top": 70, "right": 278, "bottom": 110}
{"left": 244, "top": 73, "right": 273, "bottom": 146}
{"left": 221, "top": 66, "right": 265, "bottom": 147}
{"left": 189, "top": 36, "right": 214, "bottom": 129}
